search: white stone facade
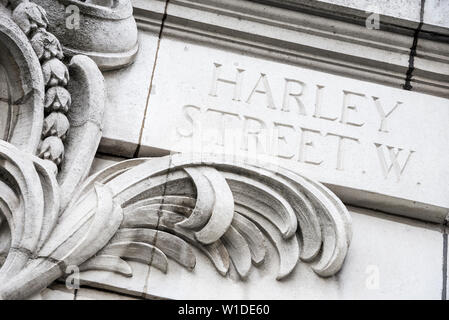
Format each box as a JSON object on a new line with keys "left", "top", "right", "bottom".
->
{"left": 0, "top": 0, "right": 448, "bottom": 300}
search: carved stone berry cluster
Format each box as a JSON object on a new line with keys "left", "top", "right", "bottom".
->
{"left": 12, "top": 0, "right": 71, "bottom": 167}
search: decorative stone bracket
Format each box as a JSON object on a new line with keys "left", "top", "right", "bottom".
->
{"left": 0, "top": 0, "right": 352, "bottom": 300}
{"left": 0, "top": 148, "right": 352, "bottom": 300}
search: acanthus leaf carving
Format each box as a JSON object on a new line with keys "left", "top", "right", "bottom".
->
{"left": 33, "top": 0, "right": 139, "bottom": 71}
{"left": 0, "top": 150, "right": 352, "bottom": 299}
{"left": 11, "top": 0, "right": 71, "bottom": 169}
{"left": 74, "top": 154, "right": 352, "bottom": 282}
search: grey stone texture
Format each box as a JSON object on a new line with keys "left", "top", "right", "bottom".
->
{"left": 0, "top": 0, "right": 448, "bottom": 300}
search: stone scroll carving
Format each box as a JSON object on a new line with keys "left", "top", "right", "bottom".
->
{"left": 0, "top": 0, "right": 352, "bottom": 300}
{"left": 76, "top": 154, "right": 352, "bottom": 280}
{"left": 0, "top": 152, "right": 352, "bottom": 300}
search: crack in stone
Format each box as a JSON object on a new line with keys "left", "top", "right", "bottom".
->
{"left": 403, "top": 0, "right": 425, "bottom": 91}
{"left": 133, "top": 0, "right": 170, "bottom": 159}
{"left": 136, "top": 0, "right": 171, "bottom": 299}
{"left": 142, "top": 153, "right": 174, "bottom": 299}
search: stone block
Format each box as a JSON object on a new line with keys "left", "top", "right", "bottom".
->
{"left": 138, "top": 37, "right": 449, "bottom": 223}
{"left": 314, "top": 0, "right": 421, "bottom": 24}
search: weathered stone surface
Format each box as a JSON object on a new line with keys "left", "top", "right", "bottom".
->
{"left": 254, "top": 0, "right": 422, "bottom": 29}
{"left": 147, "top": 0, "right": 415, "bottom": 92}
{"left": 138, "top": 37, "right": 449, "bottom": 223}
{"left": 89, "top": 154, "right": 127, "bottom": 175}
{"left": 414, "top": 36, "right": 449, "bottom": 98}
{"left": 338, "top": 207, "right": 443, "bottom": 300}
{"left": 29, "top": 284, "right": 75, "bottom": 300}
{"left": 143, "top": 206, "right": 443, "bottom": 300}
{"left": 446, "top": 229, "right": 449, "bottom": 300}
{"left": 77, "top": 261, "right": 149, "bottom": 298}
{"left": 0, "top": 139, "right": 120, "bottom": 300}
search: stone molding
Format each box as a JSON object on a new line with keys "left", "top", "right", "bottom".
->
{"left": 133, "top": 0, "right": 449, "bottom": 99}
{"left": 0, "top": 11, "right": 44, "bottom": 154}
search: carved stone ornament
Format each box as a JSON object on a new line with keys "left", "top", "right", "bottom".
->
{"left": 0, "top": 0, "right": 352, "bottom": 300}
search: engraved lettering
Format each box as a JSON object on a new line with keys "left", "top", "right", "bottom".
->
{"left": 298, "top": 127, "right": 323, "bottom": 165}
{"left": 242, "top": 115, "right": 267, "bottom": 153}
{"left": 326, "top": 133, "right": 360, "bottom": 171}
{"left": 372, "top": 97, "right": 402, "bottom": 133}
{"left": 176, "top": 64, "right": 421, "bottom": 185}
{"left": 205, "top": 108, "right": 241, "bottom": 147}
{"left": 209, "top": 63, "right": 245, "bottom": 101}
{"left": 282, "top": 78, "right": 306, "bottom": 115}
{"left": 177, "top": 105, "right": 201, "bottom": 137}
{"left": 246, "top": 73, "right": 276, "bottom": 109}
{"left": 273, "top": 122, "right": 296, "bottom": 159}
{"left": 341, "top": 90, "right": 366, "bottom": 127}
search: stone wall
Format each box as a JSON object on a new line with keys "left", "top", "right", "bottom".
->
{"left": 1, "top": 0, "right": 448, "bottom": 300}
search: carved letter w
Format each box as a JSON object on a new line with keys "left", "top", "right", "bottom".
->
{"left": 374, "top": 143, "right": 414, "bottom": 182}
